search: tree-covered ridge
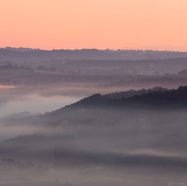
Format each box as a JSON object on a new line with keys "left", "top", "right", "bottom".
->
{"left": 60, "top": 85, "right": 187, "bottom": 110}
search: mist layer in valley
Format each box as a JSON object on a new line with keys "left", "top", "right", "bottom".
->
{"left": 1, "top": 85, "right": 187, "bottom": 186}
{"left": 1, "top": 48, "right": 187, "bottom": 186}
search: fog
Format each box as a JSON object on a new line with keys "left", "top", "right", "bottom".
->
{"left": 0, "top": 85, "right": 151, "bottom": 117}
{"left": 0, "top": 84, "right": 187, "bottom": 186}
{"left": 0, "top": 94, "right": 80, "bottom": 117}
{"left": 1, "top": 106, "right": 187, "bottom": 185}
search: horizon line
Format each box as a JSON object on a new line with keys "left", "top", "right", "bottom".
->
{"left": 1, "top": 46, "right": 187, "bottom": 53}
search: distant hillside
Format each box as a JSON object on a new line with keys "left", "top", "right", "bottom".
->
{"left": 1, "top": 48, "right": 187, "bottom": 76}
{"left": 1, "top": 48, "right": 187, "bottom": 64}
{"left": 60, "top": 58, "right": 187, "bottom": 76}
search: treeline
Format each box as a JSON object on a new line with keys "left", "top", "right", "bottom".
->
{"left": 1, "top": 48, "right": 187, "bottom": 65}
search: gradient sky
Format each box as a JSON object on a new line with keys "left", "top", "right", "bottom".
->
{"left": 0, "top": 0, "right": 187, "bottom": 51}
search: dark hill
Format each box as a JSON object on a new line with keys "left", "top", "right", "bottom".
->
{"left": 60, "top": 85, "right": 187, "bottom": 110}
{"left": 106, "top": 87, "right": 168, "bottom": 99}
{"left": 46, "top": 85, "right": 187, "bottom": 120}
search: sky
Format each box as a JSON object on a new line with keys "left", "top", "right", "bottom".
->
{"left": 0, "top": 0, "right": 187, "bottom": 51}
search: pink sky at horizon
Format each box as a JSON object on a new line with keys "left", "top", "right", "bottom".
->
{"left": 0, "top": 0, "right": 187, "bottom": 51}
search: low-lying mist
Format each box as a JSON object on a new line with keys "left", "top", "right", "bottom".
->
{"left": 1, "top": 106, "right": 187, "bottom": 186}
{"left": 0, "top": 84, "right": 161, "bottom": 117}
{"left": 1, "top": 85, "right": 187, "bottom": 186}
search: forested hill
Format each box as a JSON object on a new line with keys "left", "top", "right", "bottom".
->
{"left": 105, "top": 87, "right": 168, "bottom": 99}
{"left": 51, "top": 85, "right": 187, "bottom": 112}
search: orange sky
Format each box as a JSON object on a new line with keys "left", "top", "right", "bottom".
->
{"left": 0, "top": 0, "right": 187, "bottom": 51}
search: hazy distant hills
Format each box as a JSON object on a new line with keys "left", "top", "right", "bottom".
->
{"left": 1, "top": 48, "right": 187, "bottom": 64}
{"left": 1, "top": 48, "right": 187, "bottom": 79}
{"left": 59, "top": 58, "right": 187, "bottom": 76}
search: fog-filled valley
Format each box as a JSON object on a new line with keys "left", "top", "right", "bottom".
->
{"left": 0, "top": 48, "right": 187, "bottom": 186}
